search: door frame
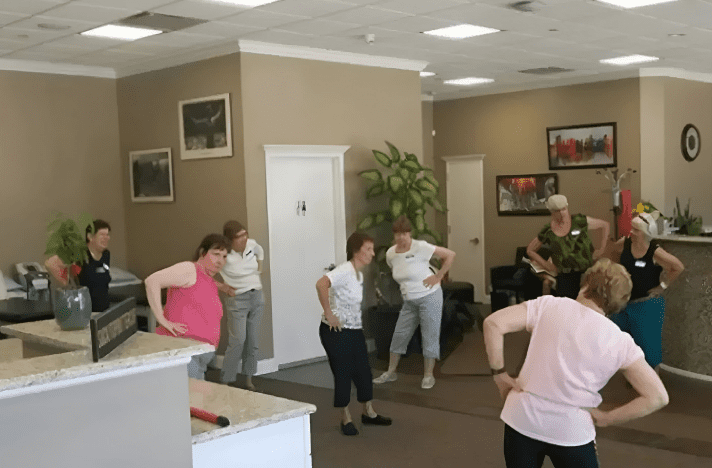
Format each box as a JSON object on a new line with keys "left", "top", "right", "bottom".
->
{"left": 264, "top": 145, "right": 349, "bottom": 367}
{"left": 442, "top": 154, "right": 487, "bottom": 303}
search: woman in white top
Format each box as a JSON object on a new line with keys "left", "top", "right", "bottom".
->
{"left": 373, "top": 215, "right": 456, "bottom": 390}
{"left": 484, "top": 258, "right": 669, "bottom": 468}
{"left": 316, "top": 232, "right": 392, "bottom": 436}
{"left": 216, "top": 220, "right": 265, "bottom": 391}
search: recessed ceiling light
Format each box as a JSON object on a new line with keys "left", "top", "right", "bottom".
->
{"left": 38, "top": 23, "right": 71, "bottom": 31}
{"left": 420, "top": 71, "right": 436, "bottom": 77}
{"left": 600, "top": 54, "right": 659, "bottom": 65}
{"left": 444, "top": 77, "right": 494, "bottom": 86}
{"left": 423, "top": 24, "right": 499, "bottom": 39}
{"left": 668, "top": 33, "right": 686, "bottom": 37}
{"left": 206, "top": 0, "right": 280, "bottom": 5}
{"left": 597, "top": 0, "right": 677, "bottom": 8}
{"left": 81, "top": 24, "right": 162, "bottom": 41}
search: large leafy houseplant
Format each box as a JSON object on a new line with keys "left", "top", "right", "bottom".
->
{"left": 45, "top": 212, "right": 95, "bottom": 288}
{"left": 44, "top": 212, "right": 95, "bottom": 330}
{"left": 357, "top": 141, "right": 447, "bottom": 264}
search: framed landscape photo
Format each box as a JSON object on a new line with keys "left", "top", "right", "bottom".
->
{"left": 496, "top": 173, "right": 558, "bottom": 216}
{"left": 129, "top": 148, "right": 174, "bottom": 203}
{"left": 547, "top": 122, "right": 616, "bottom": 170}
{"left": 178, "top": 93, "right": 232, "bottom": 160}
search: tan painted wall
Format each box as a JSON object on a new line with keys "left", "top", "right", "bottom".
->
{"left": 433, "top": 79, "right": 641, "bottom": 289}
{"left": 240, "top": 53, "right": 423, "bottom": 358}
{"left": 639, "top": 77, "right": 666, "bottom": 212}
{"left": 116, "top": 53, "right": 246, "bottom": 279}
{"left": 422, "top": 100, "right": 436, "bottom": 230}
{"left": 662, "top": 78, "right": 712, "bottom": 225}
{"left": 0, "top": 71, "right": 125, "bottom": 276}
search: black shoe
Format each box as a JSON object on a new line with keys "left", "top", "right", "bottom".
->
{"left": 341, "top": 421, "right": 359, "bottom": 436}
{"left": 361, "top": 414, "right": 392, "bottom": 426}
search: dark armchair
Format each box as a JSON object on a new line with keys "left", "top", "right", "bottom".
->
{"left": 490, "top": 246, "right": 551, "bottom": 313}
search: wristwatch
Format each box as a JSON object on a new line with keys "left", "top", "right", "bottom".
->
{"left": 491, "top": 367, "right": 507, "bottom": 376}
{"left": 660, "top": 281, "right": 668, "bottom": 290}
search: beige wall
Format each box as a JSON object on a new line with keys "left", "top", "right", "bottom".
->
{"left": 240, "top": 53, "right": 423, "bottom": 358}
{"left": 0, "top": 71, "right": 125, "bottom": 276}
{"left": 662, "top": 78, "right": 712, "bottom": 224}
{"left": 116, "top": 53, "right": 246, "bottom": 279}
{"left": 422, "top": 99, "right": 436, "bottom": 229}
{"left": 433, "top": 78, "right": 642, "bottom": 289}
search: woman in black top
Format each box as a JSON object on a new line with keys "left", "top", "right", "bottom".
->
{"left": 46, "top": 219, "right": 112, "bottom": 312}
{"left": 611, "top": 215, "right": 684, "bottom": 370}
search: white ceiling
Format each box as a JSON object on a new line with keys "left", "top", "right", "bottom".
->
{"left": 2, "top": 0, "right": 712, "bottom": 100}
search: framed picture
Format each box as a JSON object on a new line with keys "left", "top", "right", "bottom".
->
{"left": 129, "top": 148, "right": 174, "bottom": 203}
{"left": 178, "top": 93, "right": 232, "bottom": 160}
{"left": 547, "top": 122, "right": 616, "bottom": 170}
{"left": 496, "top": 173, "right": 558, "bottom": 216}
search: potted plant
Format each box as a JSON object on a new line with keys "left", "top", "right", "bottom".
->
{"left": 672, "top": 197, "right": 703, "bottom": 236}
{"left": 357, "top": 141, "right": 446, "bottom": 247}
{"left": 44, "top": 212, "right": 95, "bottom": 330}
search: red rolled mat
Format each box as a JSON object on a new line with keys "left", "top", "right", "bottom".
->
{"left": 190, "top": 406, "right": 230, "bottom": 427}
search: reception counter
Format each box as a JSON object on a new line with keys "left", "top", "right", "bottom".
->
{"left": 0, "top": 319, "right": 315, "bottom": 468}
{"left": 654, "top": 234, "right": 712, "bottom": 379}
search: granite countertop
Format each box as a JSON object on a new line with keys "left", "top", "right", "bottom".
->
{"left": 653, "top": 234, "right": 712, "bottom": 244}
{"left": 0, "top": 319, "right": 213, "bottom": 395}
{"left": 189, "top": 378, "right": 317, "bottom": 444}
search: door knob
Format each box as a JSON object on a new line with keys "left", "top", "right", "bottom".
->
{"left": 470, "top": 237, "right": 480, "bottom": 245}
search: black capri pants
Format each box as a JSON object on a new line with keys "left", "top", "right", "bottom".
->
{"left": 554, "top": 271, "right": 583, "bottom": 300}
{"left": 504, "top": 424, "right": 599, "bottom": 468}
{"left": 319, "top": 323, "right": 373, "bottom": 408}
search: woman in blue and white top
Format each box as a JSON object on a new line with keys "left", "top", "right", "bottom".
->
{"left": 316, "top": 232, "right": 392, "bottom": 436}
{"left": 217, "top": 220, "right": 265, "bottom": 391}
{"left": 373, "top": 215, "right": 456, "bottom": 390}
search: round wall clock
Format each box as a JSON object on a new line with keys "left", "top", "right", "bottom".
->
{"left": 681, "top": 124, "right": 701, "bottom": 162}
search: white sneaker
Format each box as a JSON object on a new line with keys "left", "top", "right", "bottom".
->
{"left": 421, "top": 376, "right": 435, "bottom": 389}
{"left": 373, "top": 372, "right": 397, "bottom": 384}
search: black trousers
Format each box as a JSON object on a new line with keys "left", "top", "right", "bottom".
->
{"left": 554, "top": 271, "right": 583, "bottom": 299}
{"left": 319, "top": 323, "right": 373, "bottom": 408}
{"left": 503, "top": 424, "right": 599, "bottom": 468}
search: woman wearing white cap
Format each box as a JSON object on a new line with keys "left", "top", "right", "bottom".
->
{"left": 526, "top": 195, "right": 609, "bottom": 299}
{"left": 609, "top": 214, "right": 684, "bottom": 372}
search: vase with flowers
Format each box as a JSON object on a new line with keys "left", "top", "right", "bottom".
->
{"left": 44, "top": 212, "right": 95, "bottom": 330}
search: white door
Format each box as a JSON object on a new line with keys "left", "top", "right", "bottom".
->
{"left": 443, "top": 155, "right": 486, "bottom": 302}
{"left": 266, "top": 146, "right": 348, "bottom": 368}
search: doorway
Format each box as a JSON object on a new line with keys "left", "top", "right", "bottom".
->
{"left": 443, "top": 154, "right": 486, "bottom": 302}
{"left": 265, "top": 145, "right": 349, "bottom": 368}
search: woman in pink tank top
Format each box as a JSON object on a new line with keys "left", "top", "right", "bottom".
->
{"left": 146, "top": 234, "right": 231, "bottom": 379}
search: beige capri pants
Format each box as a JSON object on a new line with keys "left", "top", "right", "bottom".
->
{"left": 389, "top": 288, "right": 443, "bottom": 359}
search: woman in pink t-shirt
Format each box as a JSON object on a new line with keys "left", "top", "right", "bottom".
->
{"left": 146, "top": 234, "right": 231, "bottom": 380}
{"left": 484, "top": 259, "right": 669, "bottom": 468}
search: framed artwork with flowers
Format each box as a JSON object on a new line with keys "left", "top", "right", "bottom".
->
{"left": 496, "top": 173, "right": 558, "bottom": 216}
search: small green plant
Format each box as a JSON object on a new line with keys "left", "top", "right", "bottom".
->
{"left": 673, "top": 197, "right": 702, "bottom": 236}
{"left": 356, "top": 141, "right": 446, "bottom": 262}
{"left": 45, "top": 212, "right": 94, "bottom": 288}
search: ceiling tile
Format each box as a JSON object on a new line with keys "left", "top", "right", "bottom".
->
{"left": 240, "top": 28, "right": 328, "bottom": 47}
{"left": 256, "top": 0, "right": 358, "bottom": 17}
{"left": 0, "top": 0, "right": 68, "bottom": 16}
{"left": 8, "top": 15, "right": 97, "bottom": 35}
{"left": 636, "top": 0, "right": 712, "bottom": 29}
{"left": 0, "top": 12, "right": 27, "bottom": 26}
{"left": 277, "top": 18, "right": 361, "bottom": 35}
{"left": 376, "top": 0, "right": 465, "bottom": 15}
{"left": 375, "top": 15, "right": 456, "bottom": 33}
{"left": 77, "top": 0, "right": 174, "bottom": 8}
{"left": 320, "top": 6, "right": 411, "bottom": 25}
{"left": 49, "top": 33, "right": 125, "bottom": 50}
{"left": 154, "top": 0, "right": 251, "bottom": 21}
{"left": 39, "top": 3, "right": 141, "bottom": 24}
{"left": 0, "top": 37, "right": 27, "bottom": 51}
{"left": 220, "top": 9, "right": 309, "bottom": 28}
{"left": 139, "top": 30, "right": 224, "bottom": 47}
{"left": 179, "top": 20, "right": 262, "bottom": 37}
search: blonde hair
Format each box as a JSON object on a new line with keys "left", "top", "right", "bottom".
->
{"left": 581, "top": 258, "right": 632, "bottom": 315}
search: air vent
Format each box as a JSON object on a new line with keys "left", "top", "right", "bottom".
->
{"left": 519, "top": 67, "right": 574, "bottom": 75}
{"left": 117, "top": 12, "right": 207, "bottom": 32}
{"left": 506, "top": 1, "right": 543, "bottom": 13}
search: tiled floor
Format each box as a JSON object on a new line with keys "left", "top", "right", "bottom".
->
{"left": 242, "top": 318, "right": 712, "bottom": 467}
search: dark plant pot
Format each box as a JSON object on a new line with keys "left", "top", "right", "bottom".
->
{"left": 52, "top": 286, "right": 92, "bottom": 330}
